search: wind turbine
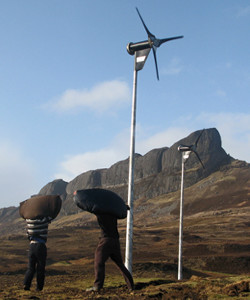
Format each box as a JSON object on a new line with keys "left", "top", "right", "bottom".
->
{"left": 177, "top": 130, "right": 205, "bottom": 280}
{"left": 127, "top": 8, "right": 183, "bottom": 80}
{"left": 125, "top": 7, "right": 183, "bottom": 274}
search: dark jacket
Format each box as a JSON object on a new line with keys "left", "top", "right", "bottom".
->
{"left": 96, "top": 214, "right": 119, "bottom": 239}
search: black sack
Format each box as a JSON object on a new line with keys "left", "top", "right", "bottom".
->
{"left": 19, "top": 195, "right": 62, "bottom": 220}
{"left": 73, "top": 188, "right": 127, "bottom": 219}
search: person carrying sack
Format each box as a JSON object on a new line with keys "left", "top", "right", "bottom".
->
{"left": 23, "top": 216, "right": 52, "bottom": 291}
{"left": 86, "top": 213, "right": 134, "bottom": 292}
{"left": 19, "top": 194, "right": 62, "bottom": 292}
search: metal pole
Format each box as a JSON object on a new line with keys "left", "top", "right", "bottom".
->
{"left": 125, "top": 68, "right": 138, "bottom": 274}
{"left": 178, "top": 154, "right": 185, "bottom": 280}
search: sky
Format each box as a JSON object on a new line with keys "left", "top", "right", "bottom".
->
{"left": 0, "top": 0, "right": 249, "bottom": 208}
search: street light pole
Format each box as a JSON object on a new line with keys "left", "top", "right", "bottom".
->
{"left": 177, "top": 130, "right": 205, "bottom": 280}
{"left": 178, "top": 151, "right": 189, "bottom": 280}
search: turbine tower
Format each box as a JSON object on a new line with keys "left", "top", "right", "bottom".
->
{"left": 125, "top": 7, "right": 183, "bottom": 274}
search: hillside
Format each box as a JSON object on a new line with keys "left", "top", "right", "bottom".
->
{"left": 0, "top": 127, "right": 249, "bottom": 299}
{"left": 0, "top": 160, "right": 249, "bottom": 299}
{"left": 0, "top": 127, "right": 234, "bottom": 233}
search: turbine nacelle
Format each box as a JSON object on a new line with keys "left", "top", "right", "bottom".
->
{"left": 178, "top": 130, "right": 205, "bottom": 169}
{"left": 178, "top": 145, "right": 194, "bottom": 152}
{"left": 127, "top": 41, "right": 151, "bottom": 55}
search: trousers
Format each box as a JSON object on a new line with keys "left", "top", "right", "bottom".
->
{"left": 94, "top": 237, "right": 134, "bottom": 290}
{"left": 23, "top": 242, "right": 47, "bottom": 290}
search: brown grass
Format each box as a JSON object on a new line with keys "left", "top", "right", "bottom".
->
{"left": 0, "top": 161, "right": 249, "bottom": 299}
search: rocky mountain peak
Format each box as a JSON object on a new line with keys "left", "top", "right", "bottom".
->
{"left": 34, "top": 128, "right": 232, "bottom": 216}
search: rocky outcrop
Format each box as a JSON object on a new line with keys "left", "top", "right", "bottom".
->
{"left": 34, "top": 128, "right": 232, "bottom": 216}
{"left": 0, "top": 206, "right": 23, "bottom": 235}
{"left": 161, "top": 128, "right": 229, "bottom": 172}
{"left": 0, "top": 128, "right": 232, "bottom": 220}
{"left": 0, "top": 206, "right": 19, "bottom": 223}
{"left": 148, "top": 128, "right": 232, "bottom": 199}
{"left": 65, "top": 147, "right": 169, "bottom": 195}
{"left": 38, "top": 179, "right": 68, "bottom": 200}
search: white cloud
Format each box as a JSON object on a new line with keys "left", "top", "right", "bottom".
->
{"left": 55, "top": 128, "right": 131, "bottom": 181}
{"left": 0, "top": 141, "right": 39, "bottom": 208}
{"left": 46, "top": 80, "right": 130, "bottom": 113}
{"left": 54, "top": 127, "right": 191, "bottom": 181}
{"left": 55, "top": 149, "right": 125, "bottom": 182}
{"left": 136, "top": 127, "right": 190, "bottom": 154}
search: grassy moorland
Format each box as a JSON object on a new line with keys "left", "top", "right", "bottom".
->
{"left": 1, "top": 272, "right": 249, "bottom": 299}
{"left": 0, "top": 162, "right": 249, "bottom": 299}
{"left": 1, "top": 211, "right": 249, "bottom": 299}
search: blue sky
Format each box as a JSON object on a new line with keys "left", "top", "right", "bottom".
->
{"left": 0, "top": 0, "right": 249, "bottom": 208}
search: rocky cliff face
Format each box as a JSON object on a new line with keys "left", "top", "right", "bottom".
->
{"left": 38, "top": 179, "right": 68, "bottom": 200}
{"left": 35, "top": 128, "right": 232, "bottom": 215}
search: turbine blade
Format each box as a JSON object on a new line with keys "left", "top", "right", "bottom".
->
{"left": 158, "top": 35, "right": 184, "bottom": 47}
{"left": 136, "top": 7, "right": 155, "bottom": 39}
{"left": 193, "top": 150, "right": 205, "bottom": 169}
{"left": 195, "top": 129, "right": 205, "bottom": 147}
{"left": 152, "top": 47, "right": 159, "bottom": 80}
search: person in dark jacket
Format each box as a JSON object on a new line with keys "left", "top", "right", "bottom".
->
{"left": 86, "top": 214, "right": 134, "bottom": 292}
{"left": 23, "top": 216, "right": 51, "bottom": 291}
